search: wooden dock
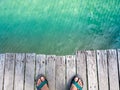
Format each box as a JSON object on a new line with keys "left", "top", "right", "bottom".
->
{"left": 0, "top": 49, "right": 120, "bottom": 90}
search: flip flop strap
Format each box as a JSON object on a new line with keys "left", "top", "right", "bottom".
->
{"left": 36, "top": 80, "right": 48, "bottom": 90}
{"left": 72, "top": 81, "right": 82, "bottom": 90}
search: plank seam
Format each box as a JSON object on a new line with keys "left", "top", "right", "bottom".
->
{"left": 55, "top": 56, "right": 56, "bottom": 90}
{"left": 85, "top": 51, "right": 88, "bottom": 90}
{"left": 65, "top": 56, "right": 67, "bottom": 90}
{"left": 3, "top": 53, "right": 6, "bottom": 90}
{"left": 96, "top": 50, "right": 100, "bottom": 90}
{"left": 85, "top": 51, "right": 89, "bottom": 90}
{"left": 13, "top": 54, "right": 16, "bottom": 90}
{"left": 107, "top": 50, "right": 110, "bottom": 90}
{"left": 23, "top": 53, "right": 26, "bottom": 90}
{"left": 2, "top": 54, "right": 5, "bottom": 90}
{"left": 75, "top": 54, "right": 77, "bottom": 75}
{"left": 55, "top": 56, "right": 57, "bottom": 90}
{"left": 116, "top": 49, "right": 120, "bottom": 90}
{"left": 34, "top": 54, "right": 36, "bottom": 90}
{"left": 45, "top": 55, "right": 47, "bottom": 77}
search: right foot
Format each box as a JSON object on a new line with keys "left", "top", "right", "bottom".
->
{"left": 36, "top": 75, "right": 49, "bottom": 90}
{"left": 70, "top": 76, "right": 83, "bottom": 90}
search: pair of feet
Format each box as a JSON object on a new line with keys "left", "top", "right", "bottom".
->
{"left": 36, "top": 75, "right": 83, "bottom": 90}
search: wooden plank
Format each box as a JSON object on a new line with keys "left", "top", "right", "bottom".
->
{"left": 4, "top": 53, "right": 15, "bottom": 90}
{"left": 46, "top": 55, "right": 56, "bottom": 90}
{"left": 107, "top": 50, "right": 119, "bottom": 90}
{"left": 55, "top": 56, "right": 66, "bottom": 90}
{"left": 86, "top": 50, "right": 98, "bottom": 90}
{"left": 66, "top": 55, "right": 76, "bottom": 89}
{"left": 76, "top": 51, "right": 87, "bottom": 90}
{"left": 14, "top": 53, "right": 25, "bottom": 90}
{"left": 25, "top": 53, "right": 35, "bottom": 90}
{"left": 97, "top": 50, "right": 108, "bottom": 90}
{"left": 0, "top": 54, "right": 5, "bottom": 90}
{"left": 36, "top": 54, "right": 46, "bottom": 76}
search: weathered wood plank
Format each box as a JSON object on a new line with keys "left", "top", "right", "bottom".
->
{"left": 0, "top": 54, "right": 5, "bottom": 90}
{"left": 25, "top": 53, "right": 35, "bottom": 90}
{"left": 107, "top": 50, "right": 119, "bottom": 90}
{"left": 97, "top": 50, "right": 108, "bottom": 90}
{"left": 4, "top": 53, "right": 15, "bottom": 90}
{"left": 55, "top": 56, "right": 66, "bottom": 90}
{"left": 86, "top": 51, "right": 98, "bottom": 90}
{"left": 46, "top": 55, "right": 56, "bottom": 90}
{"left": 36, "top": 54, "right": 46, "bottom": 76}
{"left": 76, "top": 51, "right": 87, "bottom": 90}
{"left": 66, "top": 55, "right": 76, "bottom": 89}
{"left": 14, "top": 53, "right": 25, "bottom": 90}
{"left": 1, "top": 50, "right": 119, "bottom": 90}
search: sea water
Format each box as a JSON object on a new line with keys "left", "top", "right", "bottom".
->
{"left": 0, "top": 0, "right": 120, "bottom": 55}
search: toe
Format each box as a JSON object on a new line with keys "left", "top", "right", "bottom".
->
{"left": 37, "top": 79, "right": 41, "bottom": 86}
{"left": 74, "top": 77, "right": 79, "bottom": 82}
{"left": 41, "top": 76, "right": 45, "bottom": 82}
{"left": 78, "top": 79, "right": 83, "bottom": 87}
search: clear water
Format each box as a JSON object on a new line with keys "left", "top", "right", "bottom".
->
{"left": 0, "top": 0, "right": 120, "bottom": 55}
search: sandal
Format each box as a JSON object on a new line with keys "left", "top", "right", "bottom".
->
{"left": 36, "top": 74, "right": 49, "bottom": 90}
{"left": 70, "top": 75, "right": 83, "bottom": 90}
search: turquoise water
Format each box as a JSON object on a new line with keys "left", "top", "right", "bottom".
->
{"left": 0, "top": 0, "right": 120, "bottom": 55}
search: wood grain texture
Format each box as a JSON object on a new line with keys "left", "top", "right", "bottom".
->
{"left": 46, "top": 55, "right": 56, "bottom": 90}
{"left": 66, "top": 55, "right": 76, "bottom": 89}
{"left": 55, "top": 56, "right": 66, "bottom": 90}
{"left": 36, "top": 54, "right": 46, "bottom": 76}
{"left": 25, "top": 53, "right": 35, "bottom": 90}
{"left": 97, "top": 50, "right": 108, "bottom": 90}
{"left": 4, "top": 53, "right": 15, "bottom": 90}
{"left": 76, "top": 51, "right": 87, "bottom": 90}
{"left": 0, "top": 54, "right": 5, "bottom": 90}
{"left": 86, "top": 51, "right": 98, "bottom": 90}
{"left": 14, "top": 53, "right": 25, "bottom": 90}
{"left": 107, "top": 50, "right": 119, "bottom": 90}
{"left": 0, "top": 50, "right": 119, "bottom": 90}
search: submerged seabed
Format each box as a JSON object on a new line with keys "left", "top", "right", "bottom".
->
{"left": 0, "top": 0, "right": 120, "bottom": 55}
